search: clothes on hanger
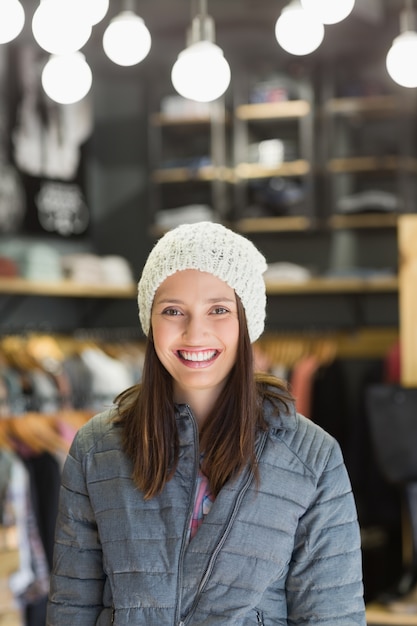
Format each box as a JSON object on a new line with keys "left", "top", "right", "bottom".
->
{"left": 0, "top": 332, "right": 146, "bottom": 626}
{"left": 0, "top": 448, "right": 50, "bottom": 626}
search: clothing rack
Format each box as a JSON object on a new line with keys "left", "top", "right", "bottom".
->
{"left": 0, "top": 332, "right": 145, "bottom": 423}
{"left": 0, "top": 410, "right": 93, "bottom": 456}
{"left": 255, "top": 326, "right": 398, "bottom": 368}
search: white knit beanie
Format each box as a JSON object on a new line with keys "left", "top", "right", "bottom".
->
{"left": 138, "top": 221, "right": 267, "bottom": 342}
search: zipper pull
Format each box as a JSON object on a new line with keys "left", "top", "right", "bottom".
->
{"left": 256, "top": 610, "right": 264, "bottom": 625}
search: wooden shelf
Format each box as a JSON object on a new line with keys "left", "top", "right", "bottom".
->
{"left": 329, "top": 213, "right": 399, "bottom": 229}
{"left": 367, "top": 603, "right": 417, "bottom": 625}
{"left": 235, "top": 160, "right": 310, "bottom": 179}
{"left": 327, "top": 156, "right": 417, "bottom": 174}
{"left": 236, "top": 100, "right": 311, "bottom": 120}
{"left": 235, "top": 216, "right": 312, "bottom": 233}
{"left": 151, "top": 111, "right": 230, "bottom": 127}
{"left": 265, "top": 275, "right": 398, "bottom": 295}
{"left": 0, "top": 278, "right": 137, "bottom": 299}
{"left": 150, "top": 112, "right": 212, "bottom": 126}
{"left": 152, "top": 165, "right": 235, "bottom": 184}
{"left": 325, "top": 95, "right": 416, "bottom": 117}
{"left": 237, "top": 213, "right": 399, "bottom": 232}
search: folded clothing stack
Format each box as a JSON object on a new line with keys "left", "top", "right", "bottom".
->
{"left": 0, "top": 242, "right": 63, "bottom": 281}
{"left": 0, "top": 256, "right": 20, "bottom": 277}
{"left": 0, "top": 241, "right": 135, "bottom": 286}
{"left": 154, "top": 205, "right": 214, "bottom": 231}
{"left": 61, "top": 253, "right": 134, "bottom": 286}
{"left": 264, "top": 262, "right": 312, "bottom": 282}
{"left": 23, "top": 243, "right": 64, "bottom": 281}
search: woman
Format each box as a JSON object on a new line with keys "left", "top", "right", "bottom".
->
{"left": 47, "top": 221, "right": 366, "bottom": 625}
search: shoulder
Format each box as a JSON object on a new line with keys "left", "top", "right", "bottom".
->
{"left": 70, "top": 407, "right": 122, "bottom": 458}
{"left": 263, "top": 396, "right": 344, "bottom": 476}
{"left": 60, "top": 408, "right": 131, "bottom": 495}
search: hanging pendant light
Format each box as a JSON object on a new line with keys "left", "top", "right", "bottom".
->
{"left": 275, "top": 0, "right": 325, "bottom": 56}
{"left": 86, "top": 0, "right": 109, "bottom": 26}
{"left": 102, "top": 0, "right": 151, "bottom": 66}
{"left": 41, "top": 52, "right": 92, "bottom": 104}
{"left": 171, "top": 0, "right": 231, "bottom": 102}
{"left": 32, "top": 0, "right": 92, "bottom": 55}
{"left": 0, "top": 0, "right": 25, "bottom": 44}
{"left": 386, "top": 0, "right": 417, "bottom": 88}
{"left": 300, "top": 0, "right": 355, "bottom": 25}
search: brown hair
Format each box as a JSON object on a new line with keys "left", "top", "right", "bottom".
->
{"left": 115, "top": 297, "right": 293, "bottom": 499}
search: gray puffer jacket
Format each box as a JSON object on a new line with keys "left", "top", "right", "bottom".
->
{"left": 46, "top": 400, "right": 366, "bottom": 626}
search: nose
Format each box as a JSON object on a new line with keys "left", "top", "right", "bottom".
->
{"left": 182, "top": 314, "right": 207, "bottom": 342}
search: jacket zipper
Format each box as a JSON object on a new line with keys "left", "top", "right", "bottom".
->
{"left": 174, "top": 406, "right": 200, "bottom": 626}
{"left": 180, "top": 430, "right": 269, "bottom": 626}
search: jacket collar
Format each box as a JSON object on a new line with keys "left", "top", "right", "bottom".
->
{"left": 262, "top": 395, "right": 297, "bottom": 437}
{"left": 174, "top": 395, "right": 297, "bottom": 436}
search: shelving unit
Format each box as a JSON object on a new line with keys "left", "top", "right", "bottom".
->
{"left": 146, "top": 70, "right": 404, "bottom": 337}
{"left": 233, "top": 89, "right": 315, "bottom": 225}
{"left": 148, "top": 98, "right": 232, "bottom": 227}
{"left": 317, "top": 70, "right": 413, "bottom": 333}
{"left": 328, "top": 212, "right": 399, "bottom": 230}
{"left": 0, "top": 279, "right": 140, "bottom": 336}
{"left": 0, "top": 278, "right": 137, "bottom": 299}
{"left": 234, "top": 100, "right": 312, "bottom": 189}
{"left": 234, "top": 215, "right": 313, "bottom": 233}
{"left": 0, "top": 275, "right": 397, "bottom": 299}
{"left": 265, "top": 275, "right": 398, "bottom": 295}
{"left": 322, "top": 90, "right": 417, "bottom": 218}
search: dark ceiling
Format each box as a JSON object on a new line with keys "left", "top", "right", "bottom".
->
{"left": 97, "top": 0, "right": 405, "bottom": 63}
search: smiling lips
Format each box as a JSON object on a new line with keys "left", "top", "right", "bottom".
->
{"left": 177, "top": 349, "right": 219, "bottom": 367}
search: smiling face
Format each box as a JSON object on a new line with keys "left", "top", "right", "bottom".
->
{"left": 151, "top": 269, "right": 240, "bottom": 414}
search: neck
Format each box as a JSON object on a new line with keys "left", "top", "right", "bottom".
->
{"left": 174, "top": 387, "right": 220, "bottom": 428}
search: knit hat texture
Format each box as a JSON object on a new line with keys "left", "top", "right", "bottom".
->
{"left": 138, "top": 221, "right": 267, "bottom": 342}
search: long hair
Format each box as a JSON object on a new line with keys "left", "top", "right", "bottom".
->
{"left": 115, "top": 297, "right": 293, "bottom": 499}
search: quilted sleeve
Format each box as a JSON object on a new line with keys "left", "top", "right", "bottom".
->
{"left": 46, "top": 428, "right": 106, "bottom": 626}
{"left": 286, "top": 438, "right": 366, "bottom": 625}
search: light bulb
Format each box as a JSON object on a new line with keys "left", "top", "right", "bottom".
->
{"left": 86, "top": 0, "right": 109, "bottom": 25}
{"left": 301, "top": 0, "right": 355, "bottom": 25}
{"left": 171, "top": 41, "right": 231, "bottom": 102}
{"left": 386, "top": 31, "right": 417, "bottom": 88}
{"left": 32, "top": 0, "right": 92, "bottom": 55}
{"left": 41, "top": 52, "right": 92, "bottom": 104}
{"left": 102, "top": 11, "right": 151, "bottom": 66}
{"left": 0, "top": 0, "right": 25, "bottom": 44}
{"left": 275, "top": 1, "right": 325, "bottom": 56}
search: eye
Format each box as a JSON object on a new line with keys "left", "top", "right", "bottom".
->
{"left": 162, "top": 307, "right": 182, "bottom": 316}
{"left": 212, "top": 306, "right": 229, "bottom": 315}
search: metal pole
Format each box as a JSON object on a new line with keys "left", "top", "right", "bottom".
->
{"left": 123, "top": 0, "right": 136, "bottom": 12}
{"left": 401, "top": 0, "right": 417, "bottom": 32}
{"left": 198, "top": 0, "right": 208, "bottom": 17}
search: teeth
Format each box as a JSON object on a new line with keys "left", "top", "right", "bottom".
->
{"left": 179, "top": 350, "right": 217, "bottom": 362}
